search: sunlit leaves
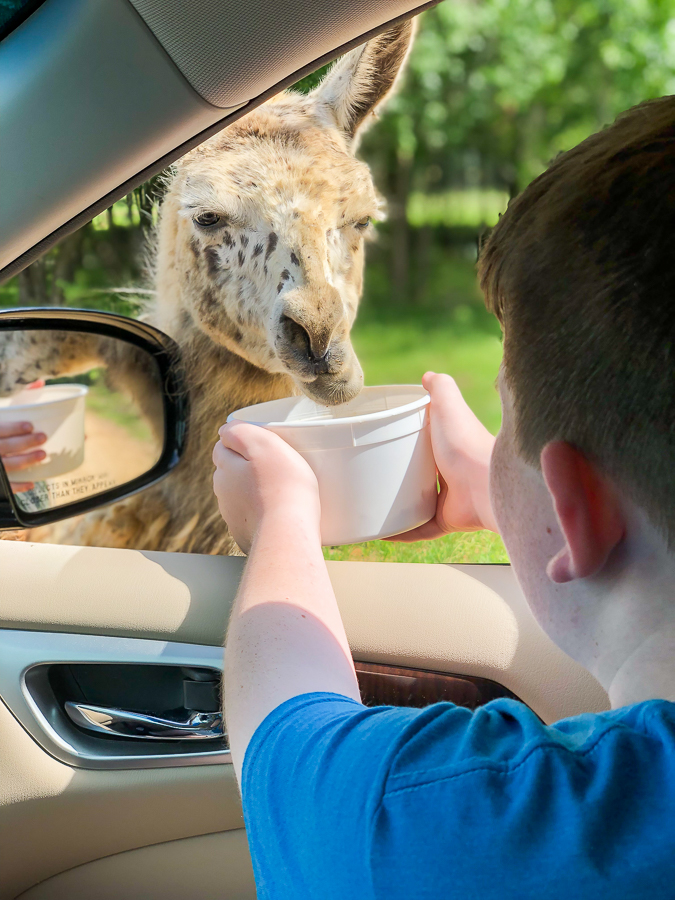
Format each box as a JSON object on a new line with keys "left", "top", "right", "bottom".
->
{"left": 360, "top": 0, "right": 675, "bottom": 194}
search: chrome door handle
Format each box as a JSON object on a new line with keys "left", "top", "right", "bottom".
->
{"left": 64, "top": 701, "right": 224, "bottom": 741}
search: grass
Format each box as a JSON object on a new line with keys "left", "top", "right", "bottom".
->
{"left": 323, "top": 530, "right": 508, "bottom": 564}
{"left": 322, "top": 256, "right": 509, "bottom": 566}
{"left": 353, "top": 318, "right": 503, "bottom": 435}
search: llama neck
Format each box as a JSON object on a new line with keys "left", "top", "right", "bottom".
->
{"left": 178, "top": 327, "right": 295, "bottom": 445}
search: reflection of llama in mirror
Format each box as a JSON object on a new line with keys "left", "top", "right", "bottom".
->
{"left": 7, "top": 22, "right": 415, "bottom": 555}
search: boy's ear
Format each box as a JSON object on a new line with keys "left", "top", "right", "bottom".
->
{"left": 540, "top": 442, "right": 625, "bottom": 584}
{"left": 312, "top": 19, "right": 415, "bottom": 142}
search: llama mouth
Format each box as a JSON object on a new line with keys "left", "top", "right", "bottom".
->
{"left": 274, "top": 339, "right": 341, "bottom": 382}
{"left": 296, "top": 367, "right": 364, "bottom": 407}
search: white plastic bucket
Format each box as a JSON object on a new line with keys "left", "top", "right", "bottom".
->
{"left": 228, "top": 385, "right": 437, "bottom": 545}
{"left": 0, "top": 384, "right": 88, "bottom": 482}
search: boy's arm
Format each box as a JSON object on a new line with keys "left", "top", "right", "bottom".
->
{"left": 213, "top": 373, "right": 497, "bottom": 782}
{"left": 213, "top": 423, "right": 361, "bottom": 782}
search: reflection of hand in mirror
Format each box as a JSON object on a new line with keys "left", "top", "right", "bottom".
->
{"left": 0, "top": 333, "right": 166, "bottom": 513}
{"left": 0, "top": 381, "right": 47, "bottom": 492}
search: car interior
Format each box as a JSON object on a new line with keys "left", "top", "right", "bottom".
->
{"left": 0, "top": 1, "right": 610, "bottom": 898}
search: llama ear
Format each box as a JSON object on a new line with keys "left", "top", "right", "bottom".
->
{"left": 312, "top": 19, "right": 415, "bottom": 141}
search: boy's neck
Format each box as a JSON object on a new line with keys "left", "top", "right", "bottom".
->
{"left": 608, "top": 624, "right": 675, "bottom": 708}
{"left": 585, "top": 520, "right": 675, "bottom": 708}
{"left": 565, "top": 507, "right": 675, "bottom": 709}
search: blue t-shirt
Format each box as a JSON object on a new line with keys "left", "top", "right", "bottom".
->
{"left": 242, "top": 693, "right": 675, "bottom": 899}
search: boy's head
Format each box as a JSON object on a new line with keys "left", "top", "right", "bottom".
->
{"left": 478, "top": 97, "right": 675, "bottom": 667}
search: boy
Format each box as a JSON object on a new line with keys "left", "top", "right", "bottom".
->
{"left": 212, "top": 96, "right": 675, "bottom": 897}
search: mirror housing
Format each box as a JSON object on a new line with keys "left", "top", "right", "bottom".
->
{"left": 0, "top": 308, "right": 187, "bottom": 530}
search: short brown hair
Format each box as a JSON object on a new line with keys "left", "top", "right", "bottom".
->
{"left": 478, "top": 96, "right": 675, "bottom": 545}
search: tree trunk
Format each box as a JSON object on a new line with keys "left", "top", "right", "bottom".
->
{"left": 413, "top": 225, "right": 432, "bottom": 306}
{"left": 391, "top": 152, "right": 412, "bottom": 306}
{"left": 49, "top": 228, "right": 86, "bottom": 305}
{"left": 18, "top": 259, "right": 48, "bottom": 306}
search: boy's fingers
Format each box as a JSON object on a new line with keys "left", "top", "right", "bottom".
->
{"left": 0, "top": 421, "right": 33, "bottom": 439}
{"left": 383, "top": 518, "right": 447, "bottom": 543}
{"left": 422, "top": 371, "right": 444, "bottom": 391}
{"left": 2, "top": 449, "right": 47, "bottom": 472}
{"left": 0, "top": 432, "right": 47, "bottom": 455}
{"left": 426, "top": 373, "right": 465, "bottom": 417}
{"left": 218, "top": 421, "right": 285, "bottom": 458}
{"left": 217, "top": 422, "right": 263, "bottom": 460}
{"left": 219, "top": 421, "right": 296, "bottom": 466}
{"left": 385, "top": 475, "right": 453, "bottom": 542}
{"left": 212, "top": 437, "right": 250, "bottom": 469}
{"left": 10, "top": 481, "right": 35, "bottom": 493}
{"left": 423, "top": 371, "right": 457, "bottom": 395}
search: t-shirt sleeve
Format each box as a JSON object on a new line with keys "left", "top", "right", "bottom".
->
{"left": 241, "top": 692, "right": 426, "bottom": 899}
{"left": 241, "top": 692, "right": 675, "bottom": 900}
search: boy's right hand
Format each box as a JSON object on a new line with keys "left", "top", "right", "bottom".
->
{"left": 388, "top": 372, "right": 498, "bottom": 542}
{"left": 0, "top": 381, "right": 47, "bottom": 492}
{"left": 0, "top": 421, "right": 47, "bottom": 493}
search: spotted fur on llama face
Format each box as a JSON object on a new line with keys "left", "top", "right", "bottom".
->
{"left": 6, "top": 21, "right": 415, "bottom": 554}
{"left": 153, "top": 20, "right": 414, "bottom": 406}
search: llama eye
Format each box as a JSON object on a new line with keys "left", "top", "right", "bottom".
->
{"left": 354, "top": 217, "right": 371, "bottom": 230}
{"left": 194, "top": 212, "right": 222, "bottom": 227}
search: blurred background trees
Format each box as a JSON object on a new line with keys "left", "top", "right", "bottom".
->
{"left": 358, "top": 0, "right": 675, "bottom": 310}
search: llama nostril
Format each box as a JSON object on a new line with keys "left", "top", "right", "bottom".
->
{"left": 280, "top": 315, "right": 329, "bottom": 366}
{"left": 308, "top": 345, "right": 329, "bottom": 363}
{"left": 281, "top": 315, "right": 311, "bottom": 357}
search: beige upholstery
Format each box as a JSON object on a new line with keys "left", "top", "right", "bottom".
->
{"left": 0, "top": 697, "right": 243, "bottom": 900}
{"left": 0, "top": 542, "right": 241, "bottom": 646}
{"left": 16, "top": 830, "right": 256, "bottom": 900}
{"left": 0, "top": 541, "right": 608, "bottom": 897}
{"left": 0, "top": 542, "right": 608, "bottom": 722}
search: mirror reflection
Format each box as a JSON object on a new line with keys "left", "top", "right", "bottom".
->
{"left": 0, "top": 330, "right": 164, "bottom": 512}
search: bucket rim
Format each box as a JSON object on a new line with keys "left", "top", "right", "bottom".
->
{"left": 228, "top": 385, "right": 430, "bottom": 429}
{"left": 0, "top": 383, "right": 89, "bottom": 413}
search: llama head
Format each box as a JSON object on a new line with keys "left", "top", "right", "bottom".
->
{"left": 156, "top": 21, "right": 414, "bottom": 405}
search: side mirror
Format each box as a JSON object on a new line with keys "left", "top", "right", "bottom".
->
{"left": 0, "top": 308, "right": 187, "bottom": 530}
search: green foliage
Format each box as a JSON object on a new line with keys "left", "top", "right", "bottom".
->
{"left": 362, "top": 0, "right": 675, "bottom": 195}
{"left": 407, "top": 189, "right": 508, "bottom": 228}
{"left": 0, "top": 176, "right": 163, "bottom": 312}
{"left": 353, "top": 316, "right": 503, "bottom": 435}
{"left": 292, "top": 64, "right": 331, "bottom": 94}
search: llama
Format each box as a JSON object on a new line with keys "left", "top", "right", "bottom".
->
{"left": 1, "top": 22, "right": 414, "bottom": 555}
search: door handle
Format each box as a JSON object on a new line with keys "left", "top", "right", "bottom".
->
{"left": 64, "top": 701, "right": 224, "bottom": 741}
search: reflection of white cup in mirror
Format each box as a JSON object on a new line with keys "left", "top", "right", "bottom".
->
{"left": 227, "top": 385, "right": 437, "bottom": 546}
{"left": 0, "top": 385, "right": 88, "bottom": 482}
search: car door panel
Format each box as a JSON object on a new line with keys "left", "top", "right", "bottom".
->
{"left": 0, "top": 630, "right": 230, "bottom": 770}
{"left": 16, "top": 830, "right": 255, "bottom": 900}
{"left": 0, "top": 541, "right": 608, "bottom": 897}
{"left": 0, "top": 696, "right": 245, "bottom": 900}
{"left": 0, "top": 541, "right": 609, "bottom": 718}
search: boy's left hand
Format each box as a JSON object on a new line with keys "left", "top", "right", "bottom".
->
{"left": 213, "top": 422, "right": 321, "bottom": 554}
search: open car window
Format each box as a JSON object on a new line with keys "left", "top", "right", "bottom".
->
{"left": 3, "top": 2, "right": 675, "bottom": 565}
